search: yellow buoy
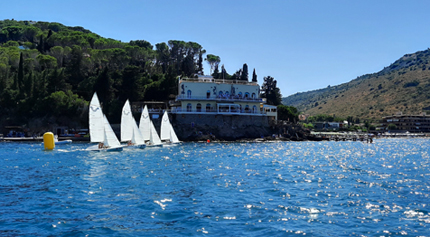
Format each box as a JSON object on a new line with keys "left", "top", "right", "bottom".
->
{"left": 43, "top": 132, "right": 55, "bottom": 150}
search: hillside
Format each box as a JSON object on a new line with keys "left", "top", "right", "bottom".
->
{"left": 0, "top": 19, "right": 209, "bottom": 131}
{"left": 283, "top": 49, "right": 430, "bottom": 121}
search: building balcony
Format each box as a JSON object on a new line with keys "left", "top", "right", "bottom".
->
{"left": 176, "top": 95, "right": 265, "bottom": 103}
{"left": 170, "top": 107, "right": 267, "bottom": 116}
{"left": 180, "top": 77, "right": 258, "bottom": 86}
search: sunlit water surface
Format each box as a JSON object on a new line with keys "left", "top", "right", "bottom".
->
{"left": 0, "top": 139, "right": 430, "bottom": 236}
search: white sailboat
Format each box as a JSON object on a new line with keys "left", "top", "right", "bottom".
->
{"left": 139, "top": 105, "right": 151, "bottom": 141}
{"left": 121, "top": 100, "right": 146, "bottom": 149}
{"left": 87, "top": 92, "right": 123, "bottom": 152}
{"left": 101, "top": 114, "right": 123, "bottom": 151}
{"left": 149, "top": 120, "right": 163, "bottom": 146}
{"left": 160, "top": 111, "right": 181, "bottom": 145}
{"left": 89, "top": 92, "right": 104, "bottom": 143}
{"left": 139, "top": 105, "right": 163, "bottom": 147}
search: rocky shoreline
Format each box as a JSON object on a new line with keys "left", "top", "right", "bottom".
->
{"left": 2, "top": 114, "right": 321, "bottom": 143}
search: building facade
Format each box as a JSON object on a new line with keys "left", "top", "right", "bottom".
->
{"left": 382, "top": 113, "right": 430, "bottom": 132}
{"left": 171, "top": 76, "right": 275, "bottom": 116}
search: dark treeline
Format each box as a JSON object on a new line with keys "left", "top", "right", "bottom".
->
{"left": 0, "top": 20, "right": 215, "bottom": 126}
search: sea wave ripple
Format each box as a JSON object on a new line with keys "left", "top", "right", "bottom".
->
{"left": 0, "top": 139, "right": 429, "bottom": 236}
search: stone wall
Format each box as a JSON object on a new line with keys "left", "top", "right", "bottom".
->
{"left": 168, "top": 113, "right": 272, "bottom": 141}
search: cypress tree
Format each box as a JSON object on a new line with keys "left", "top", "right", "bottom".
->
{"left": 252, "top": 68, "right": 257, "bottom": 82}
{"left": 37, "top": 34, "right": 44, "bottom": 53}
{"left": 23, "top": 71, "right": 34, "bottom": 98}
{"left": 18, "top": 52, "right": 24, "bottom": 91}
{"left": 213, "top": 65, "right": 219, "bottom": 79}
{"left": 241, "top": 63, "right": 248, "bottom": 81}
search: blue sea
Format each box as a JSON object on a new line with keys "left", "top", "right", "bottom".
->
{"left": 1, "top": 139, "right": 430, "bottom": 236}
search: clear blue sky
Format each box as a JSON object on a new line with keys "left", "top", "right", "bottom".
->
{"left": 3, "top": 0, "right": 430, "bottom": 96}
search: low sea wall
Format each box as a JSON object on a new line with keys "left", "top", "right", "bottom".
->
{"left": 168, "top": 114, "right": 272, "bottom": 141}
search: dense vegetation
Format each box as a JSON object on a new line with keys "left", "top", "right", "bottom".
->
{"left": 283, "top": 49, "right": 430, "bottom": 121}
{"left": 0, "top": 20, "right": 232, "bottom": 130}
{"left": 0, "top": 19, "right": 292, "bottom": 136}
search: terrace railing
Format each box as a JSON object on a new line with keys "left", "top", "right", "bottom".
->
{"left": 176, "top": 95, "right": 264, "bottom": 102}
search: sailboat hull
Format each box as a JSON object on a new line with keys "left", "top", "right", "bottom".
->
{"left": 122, "top": 144, "right": 146, "bottom": 149}
{"left": 162, "top": 142, "right": 181, "bottom": 146}
{"left": 106, "top": 147, "right": 123, "bottom": 152}
{"left": 86, "top": 144, "right": 123, "bottom": 152}
{"left": 146, "top": 143, "right": 163, "bottom": 148}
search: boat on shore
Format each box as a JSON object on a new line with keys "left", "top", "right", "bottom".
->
{"left": 54, "top": 135, "right": 72, "bottom": 145}
{"left": 2, "top": 137, "right": 42, "bottom": 142}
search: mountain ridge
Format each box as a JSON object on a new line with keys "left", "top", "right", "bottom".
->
{"left": 282, "top": 48, "right": 430, "bottom": 121}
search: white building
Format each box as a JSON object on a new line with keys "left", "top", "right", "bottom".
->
{"left": 263, "top": 105, "right": 278, "bottom": 121}
{"left": 170, "top": 76, "right": 276, "bottom": 116}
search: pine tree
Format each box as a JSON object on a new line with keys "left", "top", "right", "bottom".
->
{"left": 261, "top": 76, "right": 282, "bottom": 105}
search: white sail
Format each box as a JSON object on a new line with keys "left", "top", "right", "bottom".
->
{"left": 160, "top": 111, "right": 181, "bottom": 144}
{"left": 89, "top": 92, "right": 104, "bottom": 142}
{"left": 149, "top": 120, "right": 163, "bottom": 145}
{"left": 169, "top": 122, "right": 180, "bottom": 143}
{"left": 131, "top": 116, "right": 146, "bottom": 145}
{"left": 139, "top": 105, "right": 151, "bottom": 141}
{"left": 103, "top": 115, "right": 121, "bottom": 148}
{"left": 121, "top": 100, "right": 133, "bottom": 142}
{"left": 160, "top": 111, "right": 170, "bottom": 141}
{"left": 131, "top": 129, "right": 137, "bottom": 144}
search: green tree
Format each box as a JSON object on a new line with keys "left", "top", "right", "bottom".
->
{"left": 252, "top": 68, "right": 257, "bottom": 82}
{"left": 49, "top": 46, "right": 64, "bottom": 67}
{"left": 36, "top": 54, "right": 56, "bottom": 70}
{"left": 120, "top": 65, "right": 143, "bottom": 102}
{"left": 37, "top": 34, "right": 44, "bottom": 53}
{"left": 42, "top": 90, "right": 86, "bottom": 116}
{"left": 241, "top": 63, "right": 248, "bottom": 81}
{"left": 18, "top": 52, "right": 24, "bottom": 91}
{"left": 303, "top": 123, "right": 314, "bottom": 129}
{"left": 220, "top": 64, "right": 229, "bottom": 79}
{"left": 4, "top": 40, "right": 19, "bottom": 47}
{"left": 3, "top": 26, "right": 24, "bottom": 41}
{"left": 196, "top": 49, "right": 205, "bottom": 75}
{"left": 66, "top": 45, "right": 84, "bottom": 88}
{"left": 277, "top": 105, "right": 298, "bottom": 122}
{"left": 212, "top": 64, "right": 220, "bottom": 79}
{"left": 155, "top": 42, "right": 170, "bottom": 73}
{"left": 23, "top": 71, "right": 34, "bottom": 98}
{"left": 93, "top": 67, "right": 113, "bottom": 108}
{"left": 130, "top": 40, "right": 153, "bottom": 50}
{"left": 205, "top": 54, "right": 220, "bottom": 75}
{"left": 347, "top": 116, "right": 354, "bottom": 126}
{"left": 261, "top": 76, "right": 282, "bottom": 105}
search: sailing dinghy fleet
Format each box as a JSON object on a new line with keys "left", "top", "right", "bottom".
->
{"left": 87, "top": 92, "right": 180, "bottom": 152}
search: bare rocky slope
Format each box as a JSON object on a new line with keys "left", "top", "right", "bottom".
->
{"left": 283, "top": 49, "right": 430, "bottom": 121}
